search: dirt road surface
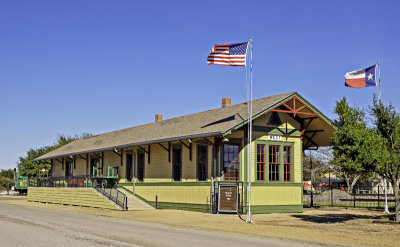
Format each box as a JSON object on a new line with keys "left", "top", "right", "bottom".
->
{"left": 0, "top": 202, "right": 306, "bottom": 247}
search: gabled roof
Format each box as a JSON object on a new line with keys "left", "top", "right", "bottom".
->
{"left": 34, "top": 92, "right": 334, "bottom": 161}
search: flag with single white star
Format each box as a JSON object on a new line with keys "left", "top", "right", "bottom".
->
{"left": 207, "top": 42, "right": 248, "bottom": 66}
{"left": 345, "top": 65, "right": 377, "bottom": 88}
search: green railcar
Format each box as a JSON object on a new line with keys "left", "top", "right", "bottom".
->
{"left": 15, "top": 175, "right": 38, "bottom": 194}
{"left": 92, "top": 166, "right": 119, "bottom": 188}
{"left": 15, "top": 174, "right": 29, "bottom": 194}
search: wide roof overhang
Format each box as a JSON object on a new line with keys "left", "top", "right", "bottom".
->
{"left": 34, "top": 92, "right": 335, "bottom": 162}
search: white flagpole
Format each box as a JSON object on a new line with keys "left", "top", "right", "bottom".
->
{"left": 378, "top": 60, "right": 389, "bottom": 214}
{"left": 246, "top": 38, "right": 253, "bottom": 223}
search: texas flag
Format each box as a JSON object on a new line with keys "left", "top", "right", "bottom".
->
{"left": 345, "top": 65, "right": 377, "bottom": 88}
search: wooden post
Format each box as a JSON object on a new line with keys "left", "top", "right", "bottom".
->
{"left": 86, "top": 154, "right": 89, "bottom": 188}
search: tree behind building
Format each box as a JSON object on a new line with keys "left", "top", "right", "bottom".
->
{"left": 17, "top": 133, "right": 92, "bottom": 177}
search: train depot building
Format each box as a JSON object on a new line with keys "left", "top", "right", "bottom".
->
{"left": 32, "top": 92, "right": 335, "bottom": 213}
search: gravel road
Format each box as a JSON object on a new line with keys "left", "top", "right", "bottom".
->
{"left": 0, "top": 202, "right": 308, "bottom": 247}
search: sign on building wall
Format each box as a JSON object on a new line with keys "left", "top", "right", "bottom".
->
{"left": 218, "top": 184, "right": 238, "bottom": 213}
{"left": 268, "top": 134, "right": 282, "bottom": 141}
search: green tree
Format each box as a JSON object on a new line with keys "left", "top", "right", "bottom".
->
{"left": 17, "top": 146, "right": 54, "bottom": 177}
{"left": 0, "top": 169, "right": 14, "bottom": 179}
{"left": 370, "top": 97, "right": 400, "bottom": 221}
{"left": 331, "top": 97, "right": 384, "bottom": 193}
{"left": 17, "top": 133, "right": 92, "bottom": 177}
{"left": 0, "top": 169, "right": 15, "bottom": 194}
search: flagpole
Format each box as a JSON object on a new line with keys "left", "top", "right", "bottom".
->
{"left": 378, "top": 60, "right": 382, "bottom": 103}
{"left": 378, "top": 60, "right": 389, "bottom": 214}
{"left": 246, "top": 37, "right": 253, "bottom": 223}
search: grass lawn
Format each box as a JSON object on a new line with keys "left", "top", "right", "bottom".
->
{"left": 1, "top": 195, "right": 399, "bottom": 247}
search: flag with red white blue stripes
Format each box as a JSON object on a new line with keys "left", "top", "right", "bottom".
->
{"left": 345, "top": 65, "right": 377, "bottom": 88}
{"left": 207, "top": 42, "right": 248, "bottom": 66}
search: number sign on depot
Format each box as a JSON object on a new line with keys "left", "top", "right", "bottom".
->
{"left": 268, "top": 134, "right": 282, "bottom": 141}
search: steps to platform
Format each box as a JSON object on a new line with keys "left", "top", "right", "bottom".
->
{"left": 117, "top": 188, "right": 154, "bottom": 211}
{"left": 27, "top": 187, "right": 120, "bottom": 210}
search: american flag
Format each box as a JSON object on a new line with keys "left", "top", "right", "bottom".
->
{"left": 207, "top": 42, "right": 248, "bottom": 66}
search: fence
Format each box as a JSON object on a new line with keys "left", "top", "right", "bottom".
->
{"left": 29, "top": 175, "right": 121, "bottom": 188}
{"left": 303, "top": 184, "right": 397, "bottom": 209}
{"left": 29, "top": 175, "right": 96, "bottom": 188}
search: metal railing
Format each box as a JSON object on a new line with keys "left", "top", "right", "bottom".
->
{"left": 29, "top": 175, "right": 123, "bottom": 189}
{"left": 30, "top": 175, "right": 97, "bottom": 188}
{"left": 94, "top": 185, "right": 128, "bottom": 211}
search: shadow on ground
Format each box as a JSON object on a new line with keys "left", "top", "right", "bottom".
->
{"left": 291, "top": 213, "right": 388, "bottom": 224}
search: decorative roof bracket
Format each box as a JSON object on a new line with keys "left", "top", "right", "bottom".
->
{"left": 158, "top": 142, "right": 171, "bottom": 163}
{"left": 179, "top": 140, "right": 192, "bottom": 161}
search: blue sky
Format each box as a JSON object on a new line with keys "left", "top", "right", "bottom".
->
{"left": 1, "top": 1, "right": 399, "bottom": 169}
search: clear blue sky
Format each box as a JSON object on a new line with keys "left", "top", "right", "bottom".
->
{"left": 1, "top": 0, "right": 399, "bottom": 170}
